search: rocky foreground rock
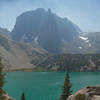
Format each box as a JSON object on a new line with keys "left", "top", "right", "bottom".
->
{"left": 0, "top": 94, "right": 15, "bottom": 100}
{"left": 67, "top": 86, "right": 100, "bottom": 100}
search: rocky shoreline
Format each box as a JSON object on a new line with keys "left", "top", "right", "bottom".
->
{"left": 67, "top": 86, "right": 100, "bottom": 100}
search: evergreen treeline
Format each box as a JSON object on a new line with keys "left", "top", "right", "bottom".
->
{"left": 31, "top": 54, "right": 100, "bottom": 71}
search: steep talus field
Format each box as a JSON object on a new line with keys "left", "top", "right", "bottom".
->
{"left": 0, "top": 33, "right": 47, "bottom": 69}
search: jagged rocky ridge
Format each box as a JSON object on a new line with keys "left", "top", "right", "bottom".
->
{"left": 0, "top": 27, "right": 10, "bottom": 36}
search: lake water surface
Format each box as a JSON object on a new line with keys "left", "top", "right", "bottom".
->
{"left": 4, "top": 72, "right": 100, "bottom": 100}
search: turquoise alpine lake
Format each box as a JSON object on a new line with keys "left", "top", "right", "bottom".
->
{"left": 4, "top": 72, "right": 100, "bottom": 100}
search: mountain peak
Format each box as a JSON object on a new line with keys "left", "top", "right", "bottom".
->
{"left": 12, "top": 8, "right": 82, "bottom": 53}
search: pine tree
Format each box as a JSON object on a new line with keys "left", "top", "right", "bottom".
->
{"left": 21, "top": 93, "right": 25, "bottom": 100}
{"left": 60, "top": 72, "right": 72, "bottom": 100}
{"left": 0, "top": 59, "right": 5, "bottom": 96}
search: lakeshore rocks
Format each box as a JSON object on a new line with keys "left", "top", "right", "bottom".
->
{"left": 0, "top": 94, "right": 15, "bottom": 100}
{"left": 67, "top": 86, "right": 100, "bottom": 100}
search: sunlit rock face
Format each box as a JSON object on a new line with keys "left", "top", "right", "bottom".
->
{"left": 67, "top": 86, "right": 100, "bottom": 100}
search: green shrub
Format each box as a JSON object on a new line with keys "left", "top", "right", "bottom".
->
{"left": 75, "top": 93, "right": 86, "bottom": 100}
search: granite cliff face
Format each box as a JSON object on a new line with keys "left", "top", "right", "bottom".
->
{"left": 67, "top": 86, "right": 100, "bottom": 100}
{"left": 11, "top": 8, "right": 82, "bottom": 53}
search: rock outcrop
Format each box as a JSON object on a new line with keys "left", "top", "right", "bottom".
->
{"left": 0, "top": 93, "right": 15, "bottom": 100}
{"left": 67, "top": 86, "right": 100, "bottom": 100}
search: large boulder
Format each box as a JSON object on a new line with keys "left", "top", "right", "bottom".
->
{"left": 67, "top": 86, "right": 100, "bottom": 100}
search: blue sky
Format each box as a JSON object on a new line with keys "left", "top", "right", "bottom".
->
{"left": 0, "top": 0, "right": 100, "bottom": 32}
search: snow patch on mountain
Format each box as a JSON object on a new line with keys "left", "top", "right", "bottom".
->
{"left": 79, "top": 35, "right": 92, "bottom": 47}
{"left": 78, "top": 47, "right": 82, "bottom": 49}
{"left": 34, "top": 36, "right": 39, "bottom": 44}
{"left": 79, "top": 36, "right": 88, "bottom": 41}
